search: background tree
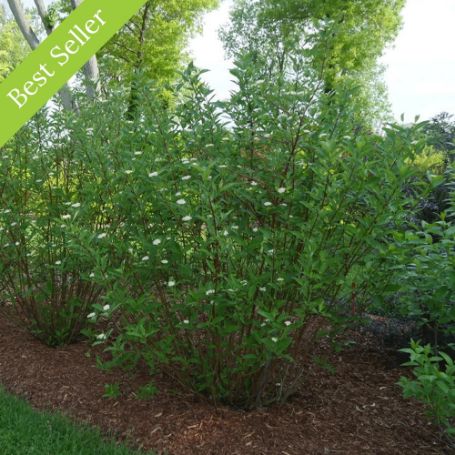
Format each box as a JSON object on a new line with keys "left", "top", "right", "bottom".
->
{"left": 32, "top": 0, "right": 101, "bottom": 98}
{"left": 42, "top": 0, "right": 218, "bottom": 114}
{"left": 5, "top": 0, "right": 73, "bottom": 109}
{"left": 423, "top": 112, "right": 455, "bottom": 160}
{"left": 221, "top": 0, "right": 406, "bottom": 132}
{"left": 69, "top": 0, "right": 100, "bottom": 97}
{"left": 99, "top": 0, "right": 218, "bottom": 114}
{"left": 3, "top": 0, "right": 217, "bottom": 112}
{"left": 0, "top": 4, "right": 28, "bottom": 81}
{"left": 101, "top": 0, "right": 217, "bottom": 85}
{"left": 261, "top": 0, "right": 405, "bottom": 90}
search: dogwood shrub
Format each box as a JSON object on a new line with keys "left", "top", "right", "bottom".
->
{"left": 0, "top": 61, "right": 422, "bottom": 407}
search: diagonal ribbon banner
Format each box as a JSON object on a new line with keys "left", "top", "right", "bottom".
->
{"left": 0, "top": 0, "right": 148, "bottom": 148}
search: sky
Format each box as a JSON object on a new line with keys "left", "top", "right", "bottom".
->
{"left": 381, "top": 0, "right": 455, "bottom": 121}
{"left": 189, "top": 0, "right": 455, "bottom": 122}
{"left": 11, "top": 0, "right": 455, "bottom": 121}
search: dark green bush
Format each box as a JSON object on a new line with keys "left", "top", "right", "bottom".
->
{"left": 0, "top": 60, "right": 422, "bottom": 407}
{"left": 86, "top": 63, "right": 420, "bottom": 408}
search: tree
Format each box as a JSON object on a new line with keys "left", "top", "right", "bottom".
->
{"left": 27, "top": 0, "right": 101, "bottom": 97}
{"left": 6, "top": 0, "right": 40, "bottom": 49}
{"left": 265, "top": 0, "right": 405, "bottom": 131}
{"left": 102, "top": 0, "right": 218, "bottom": 84}
{"left": 6, "top": 0, "right": 73, "bottom": 109}
{"left": 5, "top": 0, "right": 101, "bottom": 108}
{"left": 221, "top": 0, "right": 405, "bottom": 131}
{"left": 220, "top": 0, "right": 303, "bottom": 78}
{"left": 261, "top": 0, "right": 405, "bottom": 93}
{"left": 4, "top": 0, "right": 217, "bottom": 113}
{"left": 99, "top": 0, "right": 218, "bottom": 114}
{"left": 69, "top": 0, "right": 100, "bottom": 98}
{"left": 0, "top": 4, "right": 28, "bottom": 81}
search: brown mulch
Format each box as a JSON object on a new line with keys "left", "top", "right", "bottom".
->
{"left": 0, "top": 314, "right": 451, "bottom": 455}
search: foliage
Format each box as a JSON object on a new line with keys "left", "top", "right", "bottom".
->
{"left": 221, "top": 0, "right": 405, "bottom": 130}
{"left": 399, "top": 340, "right": 455, "bottom": 436}
{"left": 0, "top": 4, "right": 29, "bottom": 81}
{"left": 3, "top": 0, "right": 216, "bottom": 108}
{"left": 220, "top": 0, "right": 302, "bottom": 73}
{"left": 392, "top": 217, "right": 455, "bottom": 345}
{"left": 103, "top": 383, "right": 121, "bottom": 399}
{"left": 366, "top": 169, "right": 455, "bottom": 347}
{"left": 1, "top": 0, "right": 453, "bottom": 429}
{"left": 0, "top": 387, "right": 150, "bottom": 455}
{"left": 51, "top": 0, "right": 217, "bottom": 88}
{"left": 261, "top": 0, "right": 405, "bottom": 88}
{"left": 100, "top": 0, "right": 217, "bottom": 84}
{"left": 78, "top": 60, "right": 418, "bottom": 408}
{"left": 407, "top": 114, "right": 455, "bottom": 222}
{"left": 423, "top": 112, "right": 455, "bottom": 158}
{"left": 0, "top": 95, "right": 129, "bottom": 346}
{"left": 1, "top": 54, "right": 422, "bottom": 406}
{"left": 407, "top": 146, "right": 446, "bottom": 176}
{"left": 0, "top": 0, "right": 435, "bottom": 412}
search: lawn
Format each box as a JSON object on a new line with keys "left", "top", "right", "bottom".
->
{"left": 0, "top": 387, "right": 148, "bottom": 455}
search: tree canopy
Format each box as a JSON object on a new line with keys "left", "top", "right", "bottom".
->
{"left": 0, "top": 4, "right": 28, "bottom": 81}
{"left": 261, "top": 0, "right": 405, "bottom": 89}
{"left": 2, "top": 0, "right": 218, "bottom": 110}
{"left": 221, "top": 0, "right": 406, "bottom": 130}
{"left": 100, "top": 0, "right": 218, "bottom": 87}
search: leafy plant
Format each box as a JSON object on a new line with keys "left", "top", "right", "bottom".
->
{"left": 80, "top": 61, "right": 420, "bottom": 409}
{"left": 137, "top": 383, "right": 158, "bottom": 400}
{"left": 0, "top": 51, "right": 422, "bottom": 407}
{"left": 399, "top": 340, "right": 455, "bottom": 436}
{"left": 377, "top": 204, "right": 455, "bottom": 348}
{"left": 103, "top": 383, "right": 121, "bottom": 399}
{"left": 361, "top": 162, "right": 454, "bottom": 342}
{"left": 0, "top": 95, "right": 129, "bottom": 346}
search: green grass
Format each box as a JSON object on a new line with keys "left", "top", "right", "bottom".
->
{"left": 0, "top": 387, "right": 149, "bottom": 455}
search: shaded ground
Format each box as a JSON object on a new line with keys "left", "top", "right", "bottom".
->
{"left": 0, "top": 313, "right": 451, "bottom": 454}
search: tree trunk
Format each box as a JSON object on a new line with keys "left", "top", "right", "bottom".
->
{"left": 7, "top": 0, "right": 39, "bottom": 49}
{"left": 7, "top": 0, "right": 74, "bottom": 110}
{"left": 70, "top": 0, "right": 100, "bottom": 98}
{"left": 127, "top": 3, "right": 151, "bottom": 119}
{"left": 33, "top": 0, "right": 52, "bottom": 35}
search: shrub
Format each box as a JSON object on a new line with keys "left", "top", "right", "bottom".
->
{"left": 407, "top": 145, "right": 446, "bottom": 176}
{"left": 360, "top": 163, "right": 454, "bottom": 336}
{"left": 85, "top": 62, "right": 420, "bottom": 408}
{"left": 372, "top": 179, "right": 455, "bottom": 348}
{"left": 399, "top": 340, "right": 455, "bottom": 437}
{"left": 0, "top": 95, "right": 129, "bottom": 345}
{"left": 395, "top": 218, "right": 455, "bottom": 345}
{"left": 1, "top": 59, "right": 422, "bottom": 407}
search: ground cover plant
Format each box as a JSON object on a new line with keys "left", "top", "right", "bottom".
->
{"left": 0, "top": 387, "right": 149, "bottom": 455}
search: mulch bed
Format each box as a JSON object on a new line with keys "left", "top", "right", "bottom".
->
{"left": 0, "top": 313, "right": 451, "bottom": 454}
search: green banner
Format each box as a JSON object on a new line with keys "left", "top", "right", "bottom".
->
{"left": 0, "top": 0, "right": 148, "bottom": 148}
